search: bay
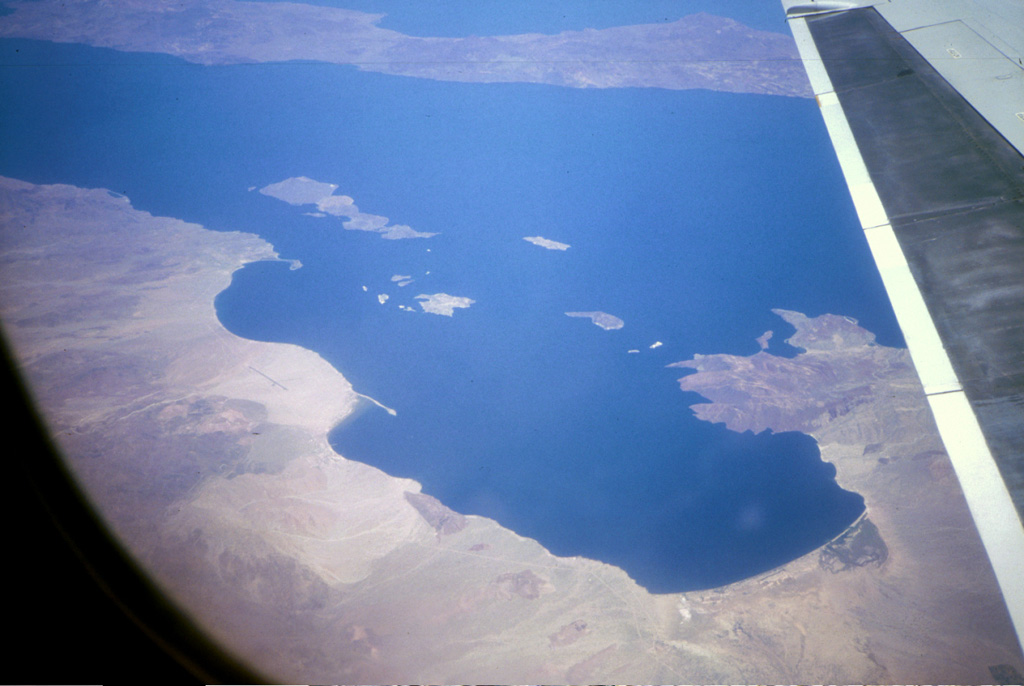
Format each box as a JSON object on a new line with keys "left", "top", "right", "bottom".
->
{"left": 1, "top": 36, "right": 901, "bottom": 590}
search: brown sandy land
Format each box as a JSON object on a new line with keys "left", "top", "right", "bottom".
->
{"left": 671, "top": 310, "right": 1023, "bottom": 682}
{"left": 0, "top": 176, "right": 1020, "bottom": 683}
{"left": 0, "top": 0, "right": 810, "bottom": 97}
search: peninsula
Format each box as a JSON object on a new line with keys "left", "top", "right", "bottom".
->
{"left": 0, "top": 0, "right": 810, "bottom": 97}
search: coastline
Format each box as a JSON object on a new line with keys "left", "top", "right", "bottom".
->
{"left": 0, "top": 176, "right": 1019, "bottom": 683}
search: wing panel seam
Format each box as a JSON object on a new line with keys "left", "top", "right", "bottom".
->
{"left": 787, "top": 9, "right": 1024, "bottom": 647}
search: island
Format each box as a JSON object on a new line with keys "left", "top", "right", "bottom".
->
{"left": 524, "top": 236, "right": 570, "bottom": 251}
{"left": 565, "top": 311, "right": 624, "bottom": 330}
{"left": 415, "top": 293, "right": 475, "bottom": 316}
{"left": 260, "top": 176, "right": 339, "bottom": 205}
{"left": 259, "top": 176, "right": 437, "bottom": 240}
{"left": 0, "top": 177, "right": 1019, "bottom": 683}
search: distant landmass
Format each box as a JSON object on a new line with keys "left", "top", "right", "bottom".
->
{"left": 1, "top": 176, "right": 1020, "bottom": 682}
{"left": 0, "top": 0, "right": 811, "bottom": 97}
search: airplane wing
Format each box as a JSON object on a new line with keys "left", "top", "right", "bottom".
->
{"left": 781, "top": 0, "right": 1024, "bottom": 646}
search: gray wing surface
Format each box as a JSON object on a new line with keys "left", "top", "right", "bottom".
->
{"left": 782, "top": 0, "right": 1024, "bottom": 647}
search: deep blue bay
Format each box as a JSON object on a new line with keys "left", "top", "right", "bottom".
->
{"left": 0, "top": 37, "right": 905, "bottom": 591}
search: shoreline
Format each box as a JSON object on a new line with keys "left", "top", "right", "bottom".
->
{"left": 1, "top": 175, "right": 1018, "bottom": 682}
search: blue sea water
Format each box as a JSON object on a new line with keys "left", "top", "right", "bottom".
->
{"left": 0, "top": 30, "right": 903, "bottom": 590}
